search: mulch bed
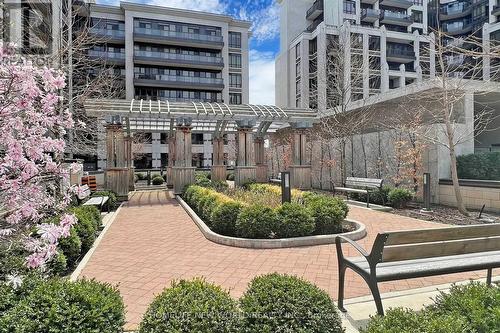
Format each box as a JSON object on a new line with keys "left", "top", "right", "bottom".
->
{"left": 391, "top": 203, "right": 500, "bottom": 226}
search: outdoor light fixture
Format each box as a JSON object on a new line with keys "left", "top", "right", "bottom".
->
{"left": 281, "top": 171, "right": 291, "bottom": 204}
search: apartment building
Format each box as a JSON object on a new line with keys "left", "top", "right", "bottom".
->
{"left": 2, "top": 1, "right": 251, "bottom": 170}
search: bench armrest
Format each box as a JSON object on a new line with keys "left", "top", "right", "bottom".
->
{"left": 335, "top": 235, "right": 370, "bottom": 258}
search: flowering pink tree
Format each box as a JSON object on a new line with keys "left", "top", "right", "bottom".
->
{"left": 0, "top": 43, "right": 77, "bottom": 269}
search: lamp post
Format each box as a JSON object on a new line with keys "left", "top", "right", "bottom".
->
{"left": 281, "top": 171, "right": 291, "bottom": 204}
{"left": 421, "top": 173, "right": 433, "bottom": 213}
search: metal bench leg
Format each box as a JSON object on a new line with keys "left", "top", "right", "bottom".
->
{"left": 487, "top": 268, "right": 492, "bottom": 285}
{"left": 337, "top": 264, "right": 348, "bottom": 313}
{"left": 368, "top": 279, "right": 384, "bottom": 316}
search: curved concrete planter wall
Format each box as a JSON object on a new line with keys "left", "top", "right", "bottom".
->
{"left": 177, "top": 195, "right": 367, "bottom": 249}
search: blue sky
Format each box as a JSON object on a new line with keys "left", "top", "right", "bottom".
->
{"left": 96, "top": 0, "right": 280, "bottom": 104}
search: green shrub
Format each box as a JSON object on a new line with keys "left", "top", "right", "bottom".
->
{"left": 162, "top": 173, "right": 167, "bottom": 182}
{"left": 46, "top": 252, "right": 68, "bottom": 276}
{"left": 457, "top": 152, "right": 500, "bottom": 181}
{"left": 0, "top": 283, "right": 16, "bottom": 316}
{"left": 136, "top": 172, "right": 146, "bottom": 180}
{"left": 274, "top": 203, "right": 315, "bottom": 238}
{"left": 69, "top": 207, "right": 97, "bottom": 253}
{"left": 152, "top": 176, "right": 164, "bottom": 185}
{"left": 429, "top": 282, "right": 500, "bottom": 333}
{"left": 240, "top": 273, "right": 343, "bottom": 333}
{"left": 351, "top": 186, "right": 391, "bottom": 206}
{"left": 0, "top": 243, "right": 29, "bottom": 281}
{"left": 58, "top": 227, "right": 82, "bottom": 268}
{"left": 388, "top": 188, "right": 414, "bottom": 208}
{"left": 211, "top": 180, "right": 229, "bottom": 191}
{"left": 138, "top": 278, "right": 240, "bottom": 333}
{"left": 361, "top": 308, "right": 468, "bottom": 333}
{"left": 0, "top": 277, "right": 125, "bottom": 333}
{"left": 92, "top": 190, "right": 117, "bottom": 208}
{"left": 211, "top": 201, "right": 243, "bottom": 236}
{"left": 307, "top": 196, "right": 348, "bottom": 234}
{"left": 227, "top": 173, "right": 235, "bottom": 181}
{"left": 196, "top": 176, "right": 212, "bottom": 188}
{"left": 78, "top": 205, "right": 102, "bottom": 230}
{"left": 236, "top": 205, "right": 278, "bottom": 239}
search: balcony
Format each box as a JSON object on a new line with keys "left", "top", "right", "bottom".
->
{"left": 133, "top": 50, "right": 224, "bottom": 70}
{"left": 134, "top": 73, "right": 224, "bottom": 90}
{"left": 380, "top": 10, "right": 413, "bottom": 26}
{"left": 88, "top": 50, "right": 125, "bottom": 65}
{"left": 306, "top": 0, "right": 324, "bottom": 21}
{"left": 386, "top": 47, "right": 416, "bottom": 63}
{"left": 445, "top": 54, "right": 466, "bottom": 68}
{"left": 379, "top": 0, "right": 413, "bottom": 9}
{"left": 492, "top": 5, "right": 500, "bottom": 16}
{"left": 89, "top": 27, "right": 125, "bottom": 42}
{"left": 135, "top": 96, "right": 223, "bottom": 103}
{"left": 361, "top": 8, "right": 380, "bottom": 23}
{"left": 134, "top": 27, "right": 224, "bottom": 50}
{"left": 306, "top": 17, "right": 323, "bottom": 32}
{"left": 443, "top": 21, "right": 473, "bottom": 36}
{"left": 439, "top": 2, "right": 472, "bottom": 20}
{"left": 361, "top": 0, "right": 378, "bottom": 4}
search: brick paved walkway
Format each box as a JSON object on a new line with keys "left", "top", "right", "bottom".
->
{"left": 79, "top": 190, "right": 497, "bottom": 330}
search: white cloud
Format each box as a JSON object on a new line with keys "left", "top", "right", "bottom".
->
{"left": 238, "top": 2, "right": 280, "bottom": 42}
{"left": 249, "top": 50, "right": 275, "bottom": 105}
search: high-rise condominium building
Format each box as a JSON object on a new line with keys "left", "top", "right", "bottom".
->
{"left": 2, "top": 1, "right": 251, "bottom": 170}
{"left": 275, "top": 0, "right": 500, "bottom": 110}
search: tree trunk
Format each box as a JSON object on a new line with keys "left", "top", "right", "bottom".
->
{"left": 447, "top": 132, "right": 469, "bottom": 216}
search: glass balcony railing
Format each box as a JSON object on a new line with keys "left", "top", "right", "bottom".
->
{"left": 306, "top": 0, "right": 324, "bottom": 19}
{"left": 440, "top": 2, "right": 470, "bottom": 15}
{"left": 89, "top": 27, "right": 125, "bottom": 39}
{"left": 387, "top": 47, "right": 415, "bottom": 58}
{"left": 381, "top": 11, "right": 411, "bottom": 20}
{"left": 134, "top": 50, "right": 223, "bottom": 65}
{"left": 135, "top": 96, "right": 223, "bottom": 103}
{"left": 134, "top": 73, "right": 223, "bottom": 85}
{"left": 134, "top": 27, "right": 223, "bottom": 43}
{"left": 361, "top": 8, "right": 380, "bottom": 18}
{"left": 88, "top": 50, "right": 125, "bottom": 60}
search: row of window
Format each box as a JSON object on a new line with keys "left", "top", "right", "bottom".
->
{"left": 133, "top": 152, "right": 230, "bottom": 169}
{"left": 135, "top": 88, "right": 222, "bottom": 102}
{"left": 229, "top": 73, "right": 242, "bottom": 88}
{"left": 229, "top": 53, "right": 242, "bottom": 68}
{"left": 134, "top": 66, "right": 222, "bottom": 79}
{"left": 229, "top": 32, "right": 242, "bottom": 48}
{"left": 135, "top": 19, "right": 221, "bottom": 37}
{"left": 134, "top": 44, "right": 221, "bottom": 58}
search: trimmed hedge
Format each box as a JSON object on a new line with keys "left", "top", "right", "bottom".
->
{"left": 306, "top": 195, "right": 348, "bottom": 234}
{"left": 236, "top": 204, "right": 278, "bottom": 239}
{"left": 387, "top": 188, "right": 414, "bottom": 209}
{"left": 139, "top": 278, "right": 240, "bottom": 333}
{"left": 210, "top": 201, "right": 243, "bottom": 236}
{"left": 457, "top": 152, "right": 500, "bottom": 181}
{"left": 275, "top": 203, "right": 315, "bottom": 238}
{"left": 361, "top": 282, "right": 500, "bottom": 333}
{"left": 58, "top": 227, "right": 82, "bottom": 268}
{"left": 0, "top": 277, "right": 125, "bottom": 333}
{"left": 239, "top": 273, "right": 343, "bottom": 333}
{"left": 152, "top": 175, "right": 164, "bottom": 185}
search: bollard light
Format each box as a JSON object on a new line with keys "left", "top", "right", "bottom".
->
{"left": 421, "top": 173, "right": 432, "bottom": 213}
{"left": 281, "top": 171, "right": 291, "bottom": 204}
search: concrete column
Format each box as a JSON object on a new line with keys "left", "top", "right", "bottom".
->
{"left": 124, "top": 11, "right": 134, "bottom": 100}
{"left": 235, "top": 122, "right": 256, "bottom": 186}
{"left": 342, "top": 25, "right": 352, "bottom": 102}
{"left": 255, "top": 136, "right": 267, "bottom": 183}
{"left": 172, "top": 118, "right": 195, "bottom": 194}
{"left": 483, "top": 23, "right": 491, "bottom": 81}
{"left": 300, "top": 37, "right": 310, "bottom": 108}
{"left": 399, "top": 64, "right": 406, "bottom": 88}
{"left": 489, "top": 0, "right": 496, "bottom": 23}
{"left": 414, "top": 31, "right": 420, "bottom": 72}
{"left": 380, "top": 27, "right": 389, "bottom": 93}
{"left": 429, "top": 32, "right": 436, "bottom": 79}
{"left": 289, "top": 127, "right": 312, "bottom": 189}
{"left": 211, "top": 137, "right": 227, "bottom": 181}
{"left": 104, "top": 124, "right": 129, "bottom": 197}
{"left": 362, "top": 33, "right": 370, "bottom": 99}
{"left": 317, "top": 30, "right": 328, "bottom": 112}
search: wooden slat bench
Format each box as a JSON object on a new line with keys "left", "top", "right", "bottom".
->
{"left": 333, "top": 177, "right": 383, "bottom": 207}
{"left": 336, "top": 224, "right": 500, "bottom": 316}
{"left": 78, "top": 185, "right": 110, "bottom": 212}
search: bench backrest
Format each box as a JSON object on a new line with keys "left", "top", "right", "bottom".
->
{"left": 77, "top": 184, "right": 91, "bottom": 200}
{"left": 345, "top": 177, "right": 383, "bottom": 189}
{"left": 371, "top": 224, "right": 500, "bottom": 264}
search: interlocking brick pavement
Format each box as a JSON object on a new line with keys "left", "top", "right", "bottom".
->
{"left": 79, "top": 190, "right": 497, "bottom": 330}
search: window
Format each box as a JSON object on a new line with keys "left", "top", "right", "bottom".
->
{"left": 343, "top": 0, "right": 356, "bottom": 14}
{"left": 229, "top": 93, "right": 242, "bottom": 104}
{"left": 229, "top": 53, "right": 242, "bottom": 68}
{"left": 229, "top": 73, "right": 242, "bottom": 88}
{"left": 229, "top": 32, "right": 242, "bottom": 48}
{"left": 192, "top": 133, "right": 204, "bottom": 145}
{"left": 412, "top": 11, "right": 423, "bottom": 23}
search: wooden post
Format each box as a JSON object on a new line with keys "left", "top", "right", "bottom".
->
{"left": 124, "top": 136, "right": 134, "bottom": 191}
{"left": 235, "top": 123, "right": 256, "bottom": 186}
{"left": 211, "top": 137, "right": 226, "bottom": 181}
{"left": 172, "top": 119, "right": 195, "bottom": 194}
{"left": 289, "top": 127, "right": 312, "bottom": 189}
{"left": 166, "top": 136, "right": 175, "bottom": 188}
{"left": 255, "top": 136, "right": 267, "bottom": 183}
{"left": 104, "top": 124, "right": 130, "bottom": 198}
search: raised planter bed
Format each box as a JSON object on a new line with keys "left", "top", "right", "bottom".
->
{"left": 177, "top": 195, "right": 367, "bottom": 249}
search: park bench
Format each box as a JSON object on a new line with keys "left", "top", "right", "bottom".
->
{"left": 78, "top": 185, "right": 110, "bottom": 213}
{"left": 336, "top": 224, "right": 500, "bottom": 316}
{"left": 333, "top": 177, "right": 383, "bottom": 207}
{"left": 269, "top": 173, "right": 282, "bottom": 184}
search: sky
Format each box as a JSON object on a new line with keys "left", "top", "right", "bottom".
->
{"left": 96, "top": 0, "right": 280, "bottom": 105}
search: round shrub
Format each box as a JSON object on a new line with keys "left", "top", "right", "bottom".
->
{"left": 274, "top": 202, "right": 315, "bottom": 238}
{"left": 227, "top": 173, "right": 235, "bottom": 181}
{"left": 360, "top": 308, "right": 468, "bottom": 333}
{"left": 236, "top": 205, "right": 278, "bottom": 239}
{"left": 240, "top": 273, "right": 343, "bottom": 333}
{"left": 73, "top": 213, "right": 96, "bottom": 253}
{"left": 58, "top": 227, "right": 82, "bottom": 268}
{"left": 388, "top": 188, "right": 414, "bottom": 208}
{"left": 152, "top": 176, "right": 164, "bottom": 185}
{"left": 0, "top": 277, "right": 125, "bottom": 333}
{"left": 136, "top": 172, "right": 146, "bottom": 180}
{"left": 210, "top": 201, "right": 243, "bottom": 236}
{"left": 307, "top": 196, "right": 348, "bottom": 234}
{"left": 138, "top": 278, "right": 240, "bottom": 333}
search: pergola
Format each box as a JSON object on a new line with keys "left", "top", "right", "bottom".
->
{"left": 84, "top": 99, "right": 318, "bottom": 194}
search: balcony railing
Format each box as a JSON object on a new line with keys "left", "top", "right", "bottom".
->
{"left": 381, "top": 10, "right": 411, "bottom": 20}
{"left": 88, "top": 50, "right": 125, "bottom": 60}
{"left": 440, "top": 2, "right": 470, "bottom": 15}
{"left": 134, "top": 50, "right": 223, "bottom": 65}
{"left": 387, "top": 47, "right": 416, "bottom": 58}
{"left": 135, "top": 96, "right": 223, "bottom": 103}
{"left": 89, "top": 27, "right": 125, "bottom": 39}
{"left": 306, "top": 17, "right": 323, "bottom": 32}
{"left": 379, "top": 0, "right": 413, "bottom": 9}
{"left": 361, "top": 8, "right": 380, "bottom": 21}
{"left": 306, "top": 0, "right": 324, "bottom": 20}
{"left": 134, "top": 27, "right": 223, "bottom": 43}
{"left": 443, "top": 21, "right": 473, "bottom": 34}
{"left": 134, "top": 73, "right": 223, "bottom": 85}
